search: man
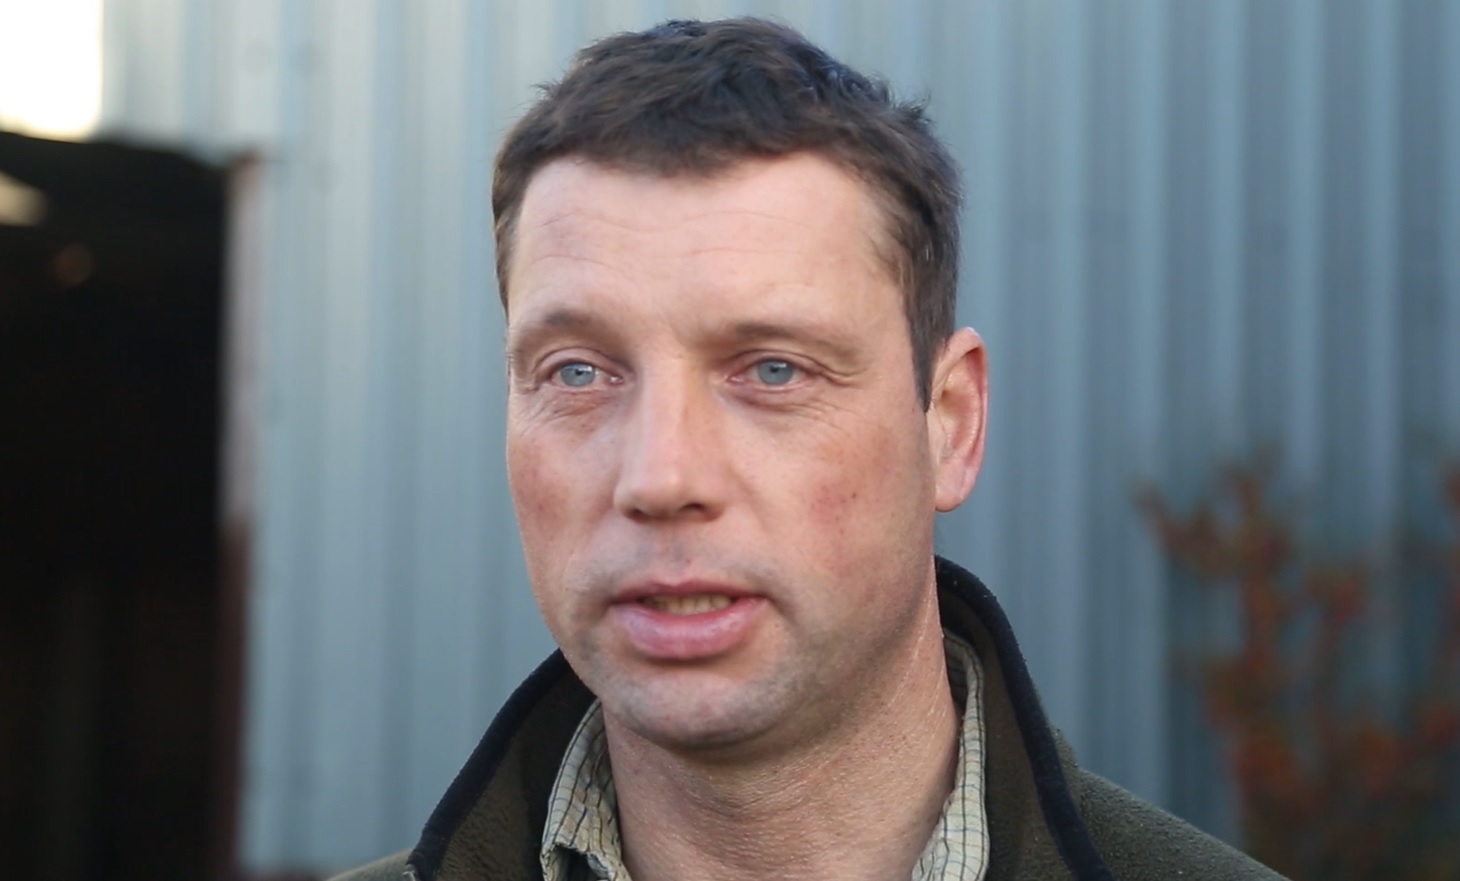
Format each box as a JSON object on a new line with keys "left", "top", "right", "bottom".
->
{"left": 337, "top": 18, "right": 1282, "bottom": 881}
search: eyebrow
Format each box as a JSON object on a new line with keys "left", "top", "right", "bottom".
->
{"left": 715, "top": 319, "right": 863, "bottom": 365}
{"left": 505, "top": 306, "right": 614, "bottom": 366}
{"left": 505, "top": 308, "right": 866, "bottom": 368}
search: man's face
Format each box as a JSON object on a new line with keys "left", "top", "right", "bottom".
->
{"left": 504, "top": 153, "right": 978, "bottom": 756}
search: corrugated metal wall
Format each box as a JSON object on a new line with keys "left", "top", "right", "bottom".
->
{"left": 96, "top": 0, "right": 1460, "bottom": 872}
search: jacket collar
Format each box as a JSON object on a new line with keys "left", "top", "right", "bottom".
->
{"left": 407, "top": 558, "right": 1115, "bottom": 881}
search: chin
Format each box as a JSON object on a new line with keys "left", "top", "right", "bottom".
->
{"left": 606, "top": 681, "right": 789, "bottom": 754}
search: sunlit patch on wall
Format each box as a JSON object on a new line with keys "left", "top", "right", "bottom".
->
{"left": 0, "top": 0, "right": 103, "bottom": 140}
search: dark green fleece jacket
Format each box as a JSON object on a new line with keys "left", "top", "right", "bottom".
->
{"left": 332, "top": 559, "right": 1286, "bottom": 881}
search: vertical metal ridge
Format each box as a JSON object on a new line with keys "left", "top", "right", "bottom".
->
{"left": 1445, "top": 0, "right": 1460, "bottom": 448}
{"left": 373, "top": 0, "right": 419, "bottom": 849}
{"left": 1048, "top": 0, "right": 1091, "bottom": 758}
{"left": 887, "top": 0, "right": 932, "bottom": 95}
{"left": 1361, "top": 0, "right": 1404, "bottom": 706}
{"left": 1000, "top": 0, "right": 1052, "bottom": 688}
{"left": 307, "top": 0, "right": 394, "bottom": 858}
{"left": 1210, "top": 0, "right": 1247, "bottom": 459}
{"left": 1287, "top": 0, "right": 1325, "bottom": 510}
{"left": 959, "top": 0, "right": 1011, "bottom": 633}
{"left": 808, "top": 0, "right": 847, "bottom": 57}
{"left": 243, "top": 0, "right": 332, "bottom": 864}
{"left": 182, "top": 0, "right": 217, "bottom": 137}
{"left": 468, "top": 0, "right": 516, "bottom": 741}
{"left": 1126, "top": 0, "right": 1171, "bottom": 809}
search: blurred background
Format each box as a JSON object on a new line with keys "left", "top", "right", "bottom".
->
{"left": 1, "top": 0, "right": 1457, "bottom": 878}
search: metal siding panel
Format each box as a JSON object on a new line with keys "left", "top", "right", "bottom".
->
{"left": 1164, "top": 0, "right": 1220, "bottom": 830}
{"left": 1125, "top": 0, "right": 1170, "bottom": 806}
{"left": 1083, "top": 0, "right": 1120, "bottom": 784}
{"left": 372, "top": 0, "right": 417, "bottom": 848}
{"left": 97, "top": 0, "right": 228, "bottom": 145}
{"left": 181, "top": 0, "right": 218, "bottom": 135}
{"left": 478, "top": 0, "right": 517, "bottom": 733}
{"left": 1242, "top": 0, "right": 1291, "bottom": 453}
{"left": 487, "top": 0, "right": 560, "bottom": 744}
{"left": 946, "top": 0, "right": 1011, "bottom": 617}
{"left": 138, "top": 0, "right": 188, "bottom": 137}
{"left": 110, "top": 0, "right": 153, "bottom": 131}
{"left": 886, "top": 0, "right": 933, "bottom": 95}
{"left": 1321, "top": 1, "right": 1371, "bottom": 545}
{"left": 582, "top": 1, "right": 634, "bottom": 44}
{"left": 1084, "top": 0, "right": 1162, "bottom": 801}
{"left": 1397, "top": 0, "right": 1445, "bottom": 552}
{"left": 754, "top": 0, "right": 814, "bottom": 27}
{"left": 1164, "top": 0, "right": 1215, "bottom": 502}
{"left": 463, "top": 0, "right": 545, "bottom": 779}
{"left": 104, "top": 0, "right": 154, "bottom": 134}
{"left": 218, "top": 0, "right": 283, "bottom": 146}
{"left": 1395, "top": 0, "right": 1438, "bottom": 747}
{"left": 932, "top": 0, "right": 1005, "bottom": 616}
{"left": 1288, "top": 0, "right": 1325, "bottom": 511}
{"left": 553, "top": 0, "right": 588, "bottom": 61}
{"left": 1209, "top": 0, "right": 1246, "bottom": 457}
{"left": 1001, "top": 0, "right": 1055, "bottom": 700}
{"left": 1047, "top": 0, "right": 1091, "bottom": 755}
{"left": 305, "top": 0, "right": 394, "bottom": 861}
{"left": 926, "top": 0, "right": 972, "bottom": 581}
{"left": 640, "top": 0, "right": 671, "bottom": 23}
{"left": 1165, "top": 0, "right": 1227, "bottom": 835}
{"left": 241, "top": 0, "right": 332, "bottom": 866}
{"left": 505, "top": 2, "right": 571, "bottom": 114}
{"left": 671, "top": 0, "right": 740, "bottom": 20}
{"left": 1448, "top": 0, "right": 1460, "bottom": 445}
{"left": 1361, "top": 0, "right": 1404, "bottom": 702}
{"left": 241, "top": 161, "right": 313, "bottom": 868}
{"left": 99, "top": 0, "right": 134, "bottom": 132}
{"left": 835, "top": 0, "right": 880, "bottom": 81}
{"left": 806, "top": 0, "right": 848, "bottom": 56}
{"left": 400, "top": 0, "right": 473, "bottom": 847}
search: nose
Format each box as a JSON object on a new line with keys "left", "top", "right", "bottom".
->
{"left": 612, "top": 370, "right": 726, "bottom": 522}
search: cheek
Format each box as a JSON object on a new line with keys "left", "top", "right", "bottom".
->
{"left": 506, "top": 427, "right": 577, "bottom": 550}
{"left": 505, "top": 434, "right": 543, "bottom": 517}
{"left": 507, "top": 416, "right": 621, "bottom": 602}
{"left": 507, "top": 430, "right": 585, "bottom": 640}
{"left": 793, "top": 417, "right": 933, "bottom": 551}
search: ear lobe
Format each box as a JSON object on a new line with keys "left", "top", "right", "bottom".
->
{"left": 927, "top": 328, "right": 988, "bottom": 512}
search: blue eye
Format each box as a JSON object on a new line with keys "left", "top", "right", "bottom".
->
{"left": 754, "top": 359, "right": 798, "bottom": 386}
{"left": 557, "top": 362, "right": 598, "bottom": 387}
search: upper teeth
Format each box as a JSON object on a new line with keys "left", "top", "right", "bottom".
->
{"left": 642, "top": 595, "right": 733, "bottom": 615}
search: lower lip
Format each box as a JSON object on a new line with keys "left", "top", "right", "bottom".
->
{"left": 610, "top": 597, "right": 768, "bottom": 661}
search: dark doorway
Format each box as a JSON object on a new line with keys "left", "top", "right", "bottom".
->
{"left": 0, "top": 131, "right": 233, "bottom": 881}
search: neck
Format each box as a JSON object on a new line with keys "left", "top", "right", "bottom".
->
{"left": 606, "top": 590, "right": 959, "bottom": 881}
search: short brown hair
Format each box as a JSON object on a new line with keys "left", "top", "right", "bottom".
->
{"left": 492, "top": 17, "right": 961, "bottom": 406}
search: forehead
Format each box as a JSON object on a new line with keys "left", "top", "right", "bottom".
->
{"left": 504, "top": 154, "right": 897, "bottom": 315}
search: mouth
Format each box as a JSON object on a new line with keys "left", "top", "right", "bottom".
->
{"left": 637, "top": 594, "right": 735, "bottom": 615}
{"left": 609, "top": 584, "right": 767, "bottom": 661}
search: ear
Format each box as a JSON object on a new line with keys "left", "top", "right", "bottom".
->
{"left": 925, "top": 327, "right": 988, "bottom": 512}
